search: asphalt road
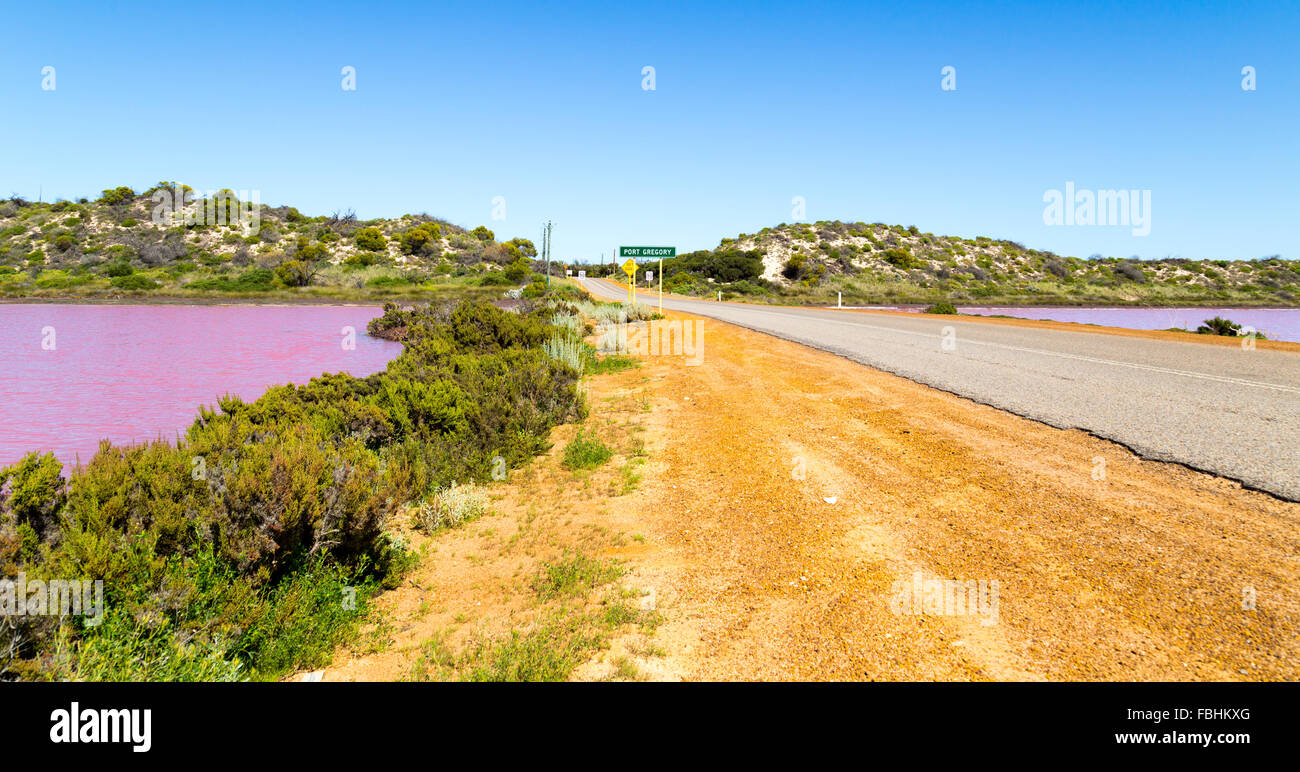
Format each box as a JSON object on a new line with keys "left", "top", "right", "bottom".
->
{"left": 580, "top": 277, "right": 1300, "bottom": 501}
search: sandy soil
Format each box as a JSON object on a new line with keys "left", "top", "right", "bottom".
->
{"left": 316, "top": 310, "right": 1299, "bottom": 681}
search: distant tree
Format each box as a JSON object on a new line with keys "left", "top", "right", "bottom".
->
{"left": 472, "top": 225, "right": 495, "bottom": 243}
{"left": 507, "top": 237, "right": 536, "bottom": 257}
{"left": 295, "top": 238, "right": 327, "bottom": 262}
{"left": 98, "top": 186, "right": 136, "bottom": 206}
{"left": 504, "top": 257, "right": 530, "bottom": 283}
{"left": 275, "top": 259, "right": 314, "bottom": 287}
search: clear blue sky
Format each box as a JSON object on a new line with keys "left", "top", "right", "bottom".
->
{"left": 1, "top": 0, "right": 1295, "bottom": 262}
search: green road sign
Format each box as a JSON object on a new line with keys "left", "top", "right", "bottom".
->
{"left": 618, "top": 246, "right": 675, "bottom": 258}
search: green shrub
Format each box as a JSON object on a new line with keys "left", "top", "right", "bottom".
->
{"left": 344, "top": 252, "right": 380, "bottom": 268}
{"left": 110, "top": 273, "right": 159, "bottom": 290}
{"left": 1196, "top": 316, "right": 1244, "bottom": 336}
{"left": 562, "top": 430, "right": 612, "bottom": 470}
{"left": 98, "top": 186, "right": 136, "bottom": 206}
{"left": 275, "top": 259, "right": 312, "bottom": 287}
{"left": 103, "top": 261, "right": 134, "bottom": 277}
{"left": 186, "top": 268, "right": 276, "bottom": 292}
{"left": 478, "top": 270, "right": 514, "bottom": 286}
{"left": 399, "top": 223, "right": 442, "bottom": 255}
{"left": 353, "top": 227, "right": 387, "bottom": 251}
{"left": 365, "top": 275, "right": 412, "bottom": 287}
{"left": 504, "top": 258, "right": 531, "bottom": 283}
{"left": 882, "top": 248, "right": 922, "bottom": 269}
{"left": 924, "top": 301, "right": 957, "bottom": 314}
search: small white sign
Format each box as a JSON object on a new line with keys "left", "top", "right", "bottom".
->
{"left": 565, "top": 269, "right": 572, "bottom": 276}
{"left": 577, "top": 270, "right": 586, "bottom": 279}
{"left": 646, "top": 270, "right": 654, "bottom": 283}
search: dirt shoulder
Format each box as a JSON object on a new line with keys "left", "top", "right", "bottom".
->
{"left": 317, "top": 309, "right": 1299, "bottom": 681}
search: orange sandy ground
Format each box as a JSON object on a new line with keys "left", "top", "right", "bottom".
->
{"left": 315, "top": 311, "right": 1299, "bottom": 681}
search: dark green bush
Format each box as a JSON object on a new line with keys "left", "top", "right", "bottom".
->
{"left": 504, "top": 257, "right": 531, "bottom": 283}
{"left": 399, "top": 223, "right": 441, "bottom": 255}
{"left": 478, "top": 270, "right": 515, "bottom": 286}
{"left": 344, "top": 252, "right": 379, "bottom": 268}
{"left": 882, "top": 248, "right": 922, "bottom": 269}
{"left": 353, "top": 227, "right": 387, "bottom": 252}
{"left": 0, "top": 299, "right": 585, "bottom": 680}
{"left": 103, "top": 261, "right": 133, "bottom": 277}
{"left": 98, "top": 187, "right": 136, "bottom": 206}
{"left": 664, "top": 248, "right": 763, "bottom": 283}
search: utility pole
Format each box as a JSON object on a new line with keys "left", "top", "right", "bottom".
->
{"left": 544, "top": 220, "right": 552, "bottom": 286}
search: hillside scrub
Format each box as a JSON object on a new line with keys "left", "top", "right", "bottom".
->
{"left": 0, "top": 188, "right": 537, "bottom": 301}
{"left": 637, "top": 221, "right": 1300, "bottom": 307}
{"left": 0, "top": 299, "right": 585, "bottom": 681}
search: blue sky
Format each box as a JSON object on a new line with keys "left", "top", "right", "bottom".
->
{"left": 1, "top": 0, "right": 1295, "bottom": 262}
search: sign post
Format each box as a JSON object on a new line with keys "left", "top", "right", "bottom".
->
{"left": 621, "top": 258, "right": 637, "bottom": 303}
{"left": 619, "top": 247, "right": 674, "bottom": 311}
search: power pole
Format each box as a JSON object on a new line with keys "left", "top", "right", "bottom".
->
{"left": 545, "top": 220, "right": 552, "bottom": 286}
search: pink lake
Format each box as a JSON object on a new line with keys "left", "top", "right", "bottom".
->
{"left": 0, "top": 304, "right": 403, "bottom": 469}
{"left": 954, "top": 306, "right": 1300, "bottom": 342}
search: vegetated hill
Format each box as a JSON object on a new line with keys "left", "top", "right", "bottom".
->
{"left": 0, "top": 183, "right": 543, "bottom": 298}
{"left": 638, "top": 221, "right": 1300, "bottom": 306}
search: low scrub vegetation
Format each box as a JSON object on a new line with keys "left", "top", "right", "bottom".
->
{"left": 0, "top": 299, "right": 585, "bottom": 681}
{"left": 0, "top": 186, "right": 543, "bottom": 301}
{"left": 1195, "top": 316, "right": 1266, "bottom": 339}
{"left": 574, "top": 220, "right": 1298, "bottom": 307}
{"left": 414, "top": 482, "right": 488, "bottom": 533}
{"left": 562, "top": 430, "right": 612, "bottom": 470}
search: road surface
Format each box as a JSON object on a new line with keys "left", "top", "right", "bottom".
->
{"left": 580, "top": 277, "right": 1300, "bottom": 500}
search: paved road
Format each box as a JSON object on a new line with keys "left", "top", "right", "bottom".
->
{"left": 581, "top": 278, "right": 1300, "bottom": 501}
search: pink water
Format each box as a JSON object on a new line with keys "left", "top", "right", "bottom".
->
{"left": 0, "top": 304, "right": 403, "bottom": 469}
{"left": 954, "top": 306, "right": 1300, "bottom": 342}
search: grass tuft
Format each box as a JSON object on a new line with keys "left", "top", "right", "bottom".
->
{"left": 562, "top": 430, "right": 612, "bottom": 470}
